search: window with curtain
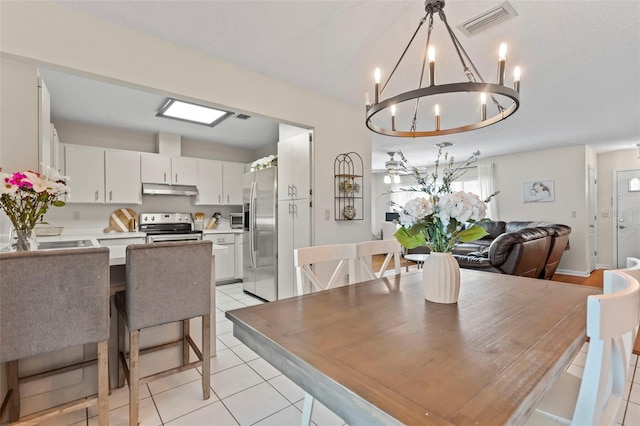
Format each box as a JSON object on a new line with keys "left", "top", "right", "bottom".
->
{"left": 388, "top": 163, "right": 498, "bottom": 220}
{"left": 390, "top": 167, "right": 482, "bottom": 209}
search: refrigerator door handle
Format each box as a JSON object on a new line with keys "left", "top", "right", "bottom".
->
{"left": 251, "top": 181, "right": 258, "bottom": 269}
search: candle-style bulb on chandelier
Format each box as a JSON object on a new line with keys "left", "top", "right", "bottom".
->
{"left": 365, "top": 0, "right": 521, "bottom": 137}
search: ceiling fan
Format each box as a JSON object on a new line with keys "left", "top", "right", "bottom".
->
{"left": 385, "top": 151, "right": 403, "bottom": 172}
{"left": 383, "top": 151, "right": 407, "bottom": 184}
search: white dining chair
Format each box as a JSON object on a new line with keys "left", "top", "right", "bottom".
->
{"left": 294, "top": 243, "right": 358, "bottom": 425}
{"left": 294, "top": 243, "right": 357, "bottom": 296}
{"left": 526, "top": 269, "right": 640, "bottom": 426}
{"left": 356, "top": 239, "right": 402, "bottom": 280}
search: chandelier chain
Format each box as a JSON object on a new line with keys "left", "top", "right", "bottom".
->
{"left": 411, "top": 13, "right": 435, "bottom": 133}
{"left": 381, "top": 14, "right": 428, "bottom": 94}
{"left": 440, "top": 10, "right": 507, "bottom": 113}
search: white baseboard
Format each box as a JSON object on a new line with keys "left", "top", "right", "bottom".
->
{"left": 555, "top": 268, "right": 589, "bottom": 277}
{"left": 596, "top": 263, "right": 613, "bottom": 270}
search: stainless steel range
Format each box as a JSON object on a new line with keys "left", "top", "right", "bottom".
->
{"left": 139, "top": 213, "right": 203, "bottom": 243}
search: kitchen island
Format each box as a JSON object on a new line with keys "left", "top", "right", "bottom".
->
{"left": 0, "top": 234, "right": 225, "bottom": 418}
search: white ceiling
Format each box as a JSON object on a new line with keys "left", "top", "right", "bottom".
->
{"left": 47, "top": 0, "right": 640, "bottom": 170}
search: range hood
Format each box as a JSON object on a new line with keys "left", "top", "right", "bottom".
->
{"left": 142, "top": 183, "right": 199, "bottom": 196}
{"left": 140, "top": 132, "right": 199, "bottom": 196}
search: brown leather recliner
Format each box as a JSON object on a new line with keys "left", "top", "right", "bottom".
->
{"left": 454, "top": 227, "right": 551, "bottom": 278}
{"left": 538, "top": 225, "right": 571, "bottom": 279}
{"left": 452, "top": 220, "right": 507, "bottom": 255}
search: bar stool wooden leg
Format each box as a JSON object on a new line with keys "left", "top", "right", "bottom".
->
{"left": 97, "top": 341, "right": 109, "bottom": 426}
{"left": 118, "top": 310, "right": 126, "bottom": 388}
{"left": 129, "top": 330, "right": 140, "bottom": 426}
{"left": 6, "top": 360, "right": 19, "bottom": 422}
{"left": 202, "top": 315, "right": 211, "bottom": 399}
{"left": 183, "top": 319, "right": 190, "bottom": 365}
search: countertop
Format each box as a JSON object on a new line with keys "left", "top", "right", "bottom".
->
{"left": 3, "top": 231, "right": 230, "bottom": 266}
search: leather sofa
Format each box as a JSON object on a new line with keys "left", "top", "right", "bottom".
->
{"left": 452, "top": 221, "right": 571, "bottom": 279}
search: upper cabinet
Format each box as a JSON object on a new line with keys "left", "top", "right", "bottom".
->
{"left": 140, "top": 154, "right": 197, "bottom": 185}
{"left": 278, "top": 131, "right": 311, "bottom": 201}
{"left": 222, "top": 162, "right": 244, "bottom": 205}
{"left": 38, "top": 77, "right": 52, "bottom": 171}
{"left": 196, "top": 159, "right": 223, "bottom": 205}
{"left": 64, "top": 145, "right": 105, "bottom": 203}
{"left": 63, "top": 145, "right": 141, "bottom": 204}
{"left": 105, "top": 150, "right": 141, "bottom": 204}
{"left": 196, "top": 159, "right": 245, "bottom": 205}
{"left": 171, "top": 157, "right": 197, "bottom": 186}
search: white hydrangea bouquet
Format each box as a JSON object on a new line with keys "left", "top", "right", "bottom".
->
{"left": 394, "top": 148, "right": 495, "bottom": 253}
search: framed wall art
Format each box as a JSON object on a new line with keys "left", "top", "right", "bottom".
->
{"left": 523, "top": 180, "right": 554, "bottom": 203}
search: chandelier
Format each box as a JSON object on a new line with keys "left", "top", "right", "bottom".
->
{"left": 365, "top": 0, "right": 521, "bottom": 137}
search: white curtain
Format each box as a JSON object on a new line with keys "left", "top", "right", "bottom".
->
{"left": 478, "top": 163, "right": 499, "bottom": 220}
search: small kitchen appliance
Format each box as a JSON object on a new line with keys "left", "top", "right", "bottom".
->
{"left": 139, "top": 213, "right": 203, "bottom": 243}
{"left": 229, "top": 213, "right": 243, "bottom": 229}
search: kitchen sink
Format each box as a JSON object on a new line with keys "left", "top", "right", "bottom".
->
{"left": 37, "top": 239, "right": 95, "bottom": 250}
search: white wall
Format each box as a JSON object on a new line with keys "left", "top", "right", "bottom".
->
{"left": 596, "top": 147, "right": 640, "bottom": 268}
{"left": 0, "top": 59, "right": 39, "bottom": 171}
{"left": 488, "top": 145, "right": 589, "bottom": 274}
{"left": 371, "top": 173, "right": 391, "bottom": 238}
{"left": 0, "top": 1, "right": 371, "bottom": 246}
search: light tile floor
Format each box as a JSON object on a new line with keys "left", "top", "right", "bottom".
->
{"left": 39, "top": 283, "right": 345, "bottom": 426}
{"left": 30, "top": 283, "right": 640, "bottom": 425}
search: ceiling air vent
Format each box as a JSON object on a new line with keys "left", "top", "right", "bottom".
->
{"left": 235, "top": 114, "right": 251, "bottom": 120}
{"left": 457, "top": 1, "right": 518, "bottom": 37}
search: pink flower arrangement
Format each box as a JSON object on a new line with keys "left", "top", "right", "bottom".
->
{"left": 1, "top": 166, "right": 70, "bottom": 245}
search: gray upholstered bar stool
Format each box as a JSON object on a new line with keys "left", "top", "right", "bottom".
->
{"left": 0, "top": 247, "right": 110, "bottom": 426}
{"left": 115, "top": 240, "right": 213, "bottom": 426}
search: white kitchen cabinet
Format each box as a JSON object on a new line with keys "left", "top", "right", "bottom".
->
{"left": 234, "top": 233, "right": 243, "bottom": 279}
{"left": 205, "top": 233, "right": 236, "bottom": 282}
{"left": 277, "top": 130, "right": 312, "bottom": 299}
{"left": 140, "top": 154, "right": 197, "bottom": 185}
{"left": 223, "top": 162, "right": 245, "bottom": 205}
{"left": 51, "top": 124, "right": 60, "bottom": 170}
{"left": 64, "top": 145, "right": 141, "bottom": 204}
{"left": 64, "top": 145, "right": 105, "bottom": 203}
{"left": 140, "top": 154, "right": 171, "bottom": 184}
{"left": 277, "top": 198, "right": 311, "bottom": 299}
{"left": 196, "top": 159, "right": 223, "bottom": 205}
{"left": 196, "top": 159, "right": 245, "bottom": 205}
{"left": 38, "top": 76, "right": 52, "bottom": 171}
{"left": 172, "top": 157, "right": 197, "bottom": 185}
{"left": 278, "top": 131, "right": 311, "bottom": 201}
{"left": 105, "top": 150, "right": 141, "bottom": 204}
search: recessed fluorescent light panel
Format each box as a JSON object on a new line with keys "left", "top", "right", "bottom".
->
{"left": 157, "top": 99, "right": 233, "bottom": 127}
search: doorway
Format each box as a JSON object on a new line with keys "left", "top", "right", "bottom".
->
{"left": 588, "top": 166, "right": 596, "bottom": 271}
{"left": 615, "top": 169, "right": 640, "bottom": 268}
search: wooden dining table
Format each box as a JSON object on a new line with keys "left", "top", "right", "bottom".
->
{"left": 226, "top": 269, "right": 599, "bottom": 425}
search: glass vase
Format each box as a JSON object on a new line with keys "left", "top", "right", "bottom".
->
{"left": 13, "top": 228, "right": 38, "bottom": 252}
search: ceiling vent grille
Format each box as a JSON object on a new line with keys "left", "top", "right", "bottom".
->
{"left": 457, "top": 1, "right": 518, "bottom": 37}
{"left": 235, "top": 114, "right": 251, "bottom": 120}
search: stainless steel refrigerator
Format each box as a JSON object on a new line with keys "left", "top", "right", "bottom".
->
{"left": 243, "top": 167, "right": 278, "bottom": 301}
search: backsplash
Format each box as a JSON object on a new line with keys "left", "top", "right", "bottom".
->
{"left": 40, "top": 194, "right": 242, "bottom": 231}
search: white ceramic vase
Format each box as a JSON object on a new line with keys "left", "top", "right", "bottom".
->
{"left": 422, "top": 252, "right": 460, "bottom": 304}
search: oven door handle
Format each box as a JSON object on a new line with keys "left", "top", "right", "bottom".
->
{"left": 250, "top": 181, "right": 257, "bottom": 269}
